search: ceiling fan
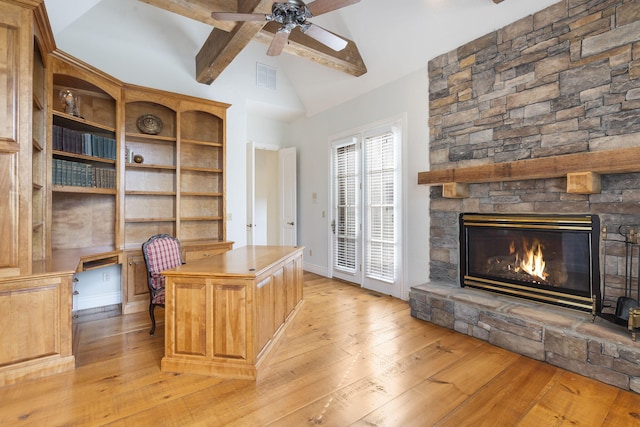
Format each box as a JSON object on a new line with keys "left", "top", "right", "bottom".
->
{"left": 212, "top": 0, "right": 360, "bottom": 56}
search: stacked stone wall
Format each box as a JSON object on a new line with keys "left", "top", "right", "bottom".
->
{"left": 428, "top": 0, "right": 640, "bottom": 311}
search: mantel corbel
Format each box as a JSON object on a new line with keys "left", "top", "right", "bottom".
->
{"left": 418, "top": 147, "right": 640, "bottom": 198}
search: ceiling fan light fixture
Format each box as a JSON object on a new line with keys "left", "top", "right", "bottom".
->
{"left": 213, "top": 0, "right": 359, "bottom": 56}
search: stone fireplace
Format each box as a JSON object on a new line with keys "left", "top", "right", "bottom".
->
{"left": 410, "top": 0, "right": 640, "bottom": 393}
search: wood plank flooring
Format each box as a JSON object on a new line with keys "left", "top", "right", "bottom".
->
{"left": 2, "top": 272, "right": 640, "bottom": 426}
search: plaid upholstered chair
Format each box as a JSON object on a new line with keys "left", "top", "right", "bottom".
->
{"left": 142, "top": 234, "right": 183, "bottom": 335}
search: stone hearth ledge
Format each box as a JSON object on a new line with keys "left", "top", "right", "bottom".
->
{"left": 409, "top": 281, "right": 640, "bottom": 393}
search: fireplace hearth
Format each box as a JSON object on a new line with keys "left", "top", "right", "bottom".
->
{"left": 460, "top": 213, "right": 600, "bottom": 315}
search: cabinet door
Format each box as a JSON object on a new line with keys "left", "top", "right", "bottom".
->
{"left": 0, "top": 154, "right": 19, "bottom": 276}
{"left": 124, "top": 253, "right": 150, "bottom": 313}
{"left": 272, "top": 267, "right": 286, "bottom": 333}
{"left": 285, "top": 255, "right": 303, "bottom": 316}
{"left": 0, "top": 2, "right": 30, "bottom": 276}
{"left": 0, "top": 3, "right": 22, "bottom": 146}
{"left": 255, "top": 276, "right": 273, "bottom": 354}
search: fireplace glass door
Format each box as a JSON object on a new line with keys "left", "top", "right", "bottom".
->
{"left": 460, "top": 214, "right": 600, "bottom": 313}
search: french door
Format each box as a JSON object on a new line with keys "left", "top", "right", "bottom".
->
{"left": 330, "top": 121, "right": 402, "bottom": 297}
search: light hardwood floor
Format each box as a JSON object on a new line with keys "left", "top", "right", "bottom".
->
{"left": 2, "top": 272, "right": 640, "bottom": 426}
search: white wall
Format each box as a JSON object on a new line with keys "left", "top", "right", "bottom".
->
{"left": 72, "top": 264, "right": 121, "bottom": 311}
{"left": 290, "top": 68, "right": 431, "bottom": 298}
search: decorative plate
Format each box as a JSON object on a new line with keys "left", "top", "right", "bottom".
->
{"left": 136, "top": 114, "right": 163, "bottom": 135}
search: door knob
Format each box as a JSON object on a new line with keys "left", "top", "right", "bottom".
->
{"left": 287, "top": 221, "right": 295, "bottom": 226}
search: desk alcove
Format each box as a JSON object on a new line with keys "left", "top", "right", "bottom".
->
{"left": 160, "top": 245, "right": 304, "bottom": 379}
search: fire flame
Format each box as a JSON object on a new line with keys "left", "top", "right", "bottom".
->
{"left": 509, "top": 238, "right": 548, "bottom": 281}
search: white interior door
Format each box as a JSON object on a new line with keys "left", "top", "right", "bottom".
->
{"left": 279, "top": 147, "right": 297, "bottom": 246}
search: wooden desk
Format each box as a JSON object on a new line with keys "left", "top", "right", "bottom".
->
{"left": 160, "top": 245, "right": 304, "bottom": 379}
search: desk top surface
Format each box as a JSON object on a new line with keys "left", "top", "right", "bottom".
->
{"left": 162, "top": 245, "right": 303, "bottom": 279}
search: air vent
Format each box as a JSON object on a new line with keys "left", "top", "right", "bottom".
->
{"left": 256, "top": 63, "right": 276, "bottom": 90}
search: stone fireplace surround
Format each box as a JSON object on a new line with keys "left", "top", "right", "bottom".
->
{"left": 410, "top": 0, "right": 640, "bottom": 393}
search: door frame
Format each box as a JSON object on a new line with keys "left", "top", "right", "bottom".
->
{"left": 246, "top": 141, "right": 296, "bottom": 246}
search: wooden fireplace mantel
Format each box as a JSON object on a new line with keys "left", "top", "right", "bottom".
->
{"left": 418, "top": 146, "right": 640, "bottom": 198}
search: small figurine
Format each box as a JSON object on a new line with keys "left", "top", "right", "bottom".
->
{"left": 60, "top": 89, "right": 80, "bottom": 117}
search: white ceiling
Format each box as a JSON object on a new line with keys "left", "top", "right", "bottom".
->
{"left": 43, "top": 0, "right": 560, "bottom": 121}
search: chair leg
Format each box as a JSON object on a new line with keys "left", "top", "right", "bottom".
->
{"left": 149, "top": 303, "right": 156, "bottom": 335}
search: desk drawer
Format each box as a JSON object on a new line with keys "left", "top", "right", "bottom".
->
{"left": 184, "top": 247, "right": 228, "bottom": 262}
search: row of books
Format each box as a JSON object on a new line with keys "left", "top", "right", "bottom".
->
{"left": 52, "top": 158, "right": 116, "bottom": 189}
{"left": 53, "top": 125, "right": 117, "bottom": 160}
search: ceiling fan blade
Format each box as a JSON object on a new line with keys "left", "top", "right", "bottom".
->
{"left": 303, "top": 23, "right": 348, "bottom": 51}
{"left": 211, "top": 12, "right": 267, "bottom": 22}
{"left": 306, "top": 0, "right": 360, "bottom": 16}
{"left": 267, "top": 30, "right": 291, "bottom": 56}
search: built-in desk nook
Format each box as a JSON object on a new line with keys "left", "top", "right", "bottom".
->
{"left": 160, "top": 245, "right": 304, "bottom": 380}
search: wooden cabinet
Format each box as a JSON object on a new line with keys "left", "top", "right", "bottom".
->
{"left": 0, "top": 0, "right": 76, "bottom": 386}
{"left": 0, "top": 0, "right": 34, "bottom": 277}
{"left": 124, "top": 251, "right": 149, "bottom": 314}
{"left": 161, "top": 246, "right": 304, "bottom": 380}
{"left": 0, "top": 271, "right": 75, "bottom": 386}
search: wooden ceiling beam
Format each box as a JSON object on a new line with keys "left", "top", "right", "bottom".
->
{"left": 195, "top": 0, "right": 273, "bottom": 84}
{"left": 141, "top": 0, "right": 367, "bottom": 84}
{"left": 254, "top": 22, "right": 367, "bottom": 77}
{"left": 137, "top": 0, "right": 237, "bottom": 32}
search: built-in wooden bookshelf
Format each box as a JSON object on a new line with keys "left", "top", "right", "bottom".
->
{"left": 49, "top": 59, "right": 120, "bottom": 252}
{"left": 180, "top": 107, "right": 225, "bottom": 242}
{"left": 122, "top": 87, "right": 228, "bottom": 250}
{"left": 123, "top": 93, "right": 178, "bottom": 249}
{"left": 32, "top": 41, "right": 46, "bottom": 263}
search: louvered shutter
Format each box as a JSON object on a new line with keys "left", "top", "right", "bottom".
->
{"left": 364, "top": 132, "right": 396, "bottom": 282}
{"left": 333, "top": 142, "right": 358, "bottom": 273}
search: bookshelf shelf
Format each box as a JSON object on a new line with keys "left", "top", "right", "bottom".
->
{"left": 125, "top": 132, "right": 177, "bottom": 143}
{"left": 52, "top": 185, "right": 117, "bottom": 195}
{"left": 125, "top": 190, "right": 176, "bottom": 196}
{"left": 181, "top": 138, "right": 222, "bottom": 147}
{"left": 53, "top": 150, "right": 116, "bottom": 164}
{"left": 125, "top": 163, "right": 176, "bottom": 170}
{"left": 125, "top": 217, "right": 177, "bottom": 223}
{"left": 181, "top": 216, "right": 224, "bottom": 221}
{"left": 181, "top": 191, "right": 223, "bottom": 197}
{"left": 181, "top": 166, "right": 222, "bottom": 173}
{"left": 53, "top": 110, "right": 116, "bottom": 133}
{"left": 33, "top": 92, "right": 44, "bottom": 111}
{"left": 32, "top": 137, "right": 43, "bottom": 152}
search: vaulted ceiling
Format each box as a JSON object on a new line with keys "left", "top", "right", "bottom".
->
{"left": 44, "top": 0, "right": 560, "bottom": 120}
